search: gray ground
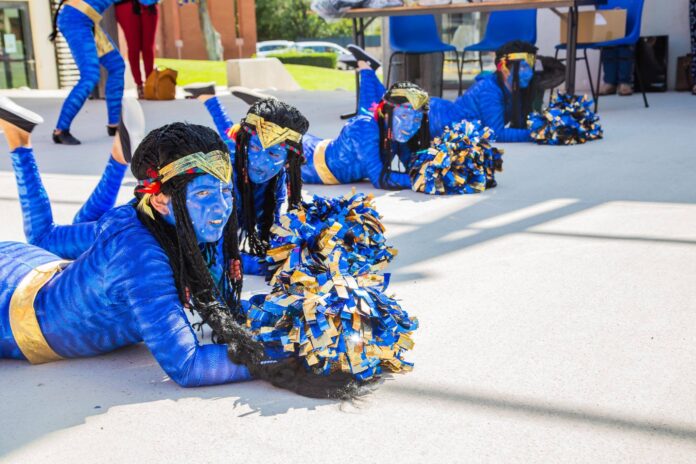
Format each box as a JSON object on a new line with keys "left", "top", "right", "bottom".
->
{"left": 1, "top": 90, "right": 695, "bottom": 463}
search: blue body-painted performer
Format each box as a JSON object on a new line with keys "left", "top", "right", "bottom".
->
{"left": 48, "top": 0, "right": 154, "bottom": 145}
{"left": 0, "top": 104, "right": 258, "bottom": 386}
{"left": 0, "top": 98, "right": 405, "bottom": 398}
{"left": 429, "top": 41, "right": 538, "bottom": 142}
{"left": 348, "top": 43, "right": 537, "bottom": 143}
{"left": 301, "top": 75, "right": 430, "bottom": 190}
{"left": 200, "top": 96, "right": 309, "bottom": 275}
{"left": 1, "top": 99, "right": 366, "bottom": 399}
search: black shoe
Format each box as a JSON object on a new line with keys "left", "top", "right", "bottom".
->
{"left": 183, "top": 82, "right": 216, "bottom": 99}
{"left": 230, "top": 86, "right": 274, "bottom": 106}
{"left": 118, "top": 97, "right": 145, "bottom": 163}
{"left": 486, "top": 179, "right": 497, "bottom": 189}
{"left": 0, "top": 96, "right": 44, "bottom": 133}
{"left": 346, "top": 44, "right": 382, "bottom": 71}
{"left": 52, "top": 130, "right": 81, "bottom": 145}
{"left": 107, "top": 125, "right": 117, "bottom": 136}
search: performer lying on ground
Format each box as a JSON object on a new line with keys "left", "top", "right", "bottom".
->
{"left": 0, "top": 101, "right": 376, "bottom": 397}
{"left": 301, "top": 80, "right": 430, "bottom": 190}
{"left": 0, "top": 113, "right": 252, "bottom": 386}
{"left": 220, "top": 65, "right": 430, "bottom": 190}
{"left": 428, "top": 41, "right": 538, "bottom": 142}
{"left": 49, "top": 0, "right": 147, "bottom": 145}
{"left": 200, "top": 96, "right": 309, "bottom": 275}
{"left": 348, "top": 42, "right": 538, "bottom": 143}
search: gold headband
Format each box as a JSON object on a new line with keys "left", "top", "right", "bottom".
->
{"left": 389, "top": 88, "right": 429, "bottom": 110}
{"left": 243, "top": 113, "right": 302, "bottom": 149}
{"left": 137, "top": 149, "right": 231, "bottom": 220}
{"left": 504, "top": 52, "right": 536, "bottom": 68}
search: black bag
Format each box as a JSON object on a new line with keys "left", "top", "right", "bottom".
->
{"left": 634, "top": 36, "right": 668, "bottom": 92}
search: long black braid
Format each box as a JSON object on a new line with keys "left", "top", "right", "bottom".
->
{"left": 233, "top": 98, "right": 309, "bottom": 257}
{"left": 495, "top": 40, "right": 539, "bottom": 129}
{"left": 49, "top": 0, "right": 67, "bottom": 42}
{"left": 377, "top": 81, "right": 430, "bottom": 190}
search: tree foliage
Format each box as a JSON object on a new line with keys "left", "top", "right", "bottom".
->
{"left": 256, "top": 0, "right": 353, "bottom": 41}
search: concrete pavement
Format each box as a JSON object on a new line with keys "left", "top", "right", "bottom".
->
{"left": 0, "top": 91, "right": 695, "bottom": 463}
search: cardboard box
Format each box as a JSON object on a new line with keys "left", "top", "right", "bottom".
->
{"left": 560, "top": 9, "right": 627, "bottom": 44}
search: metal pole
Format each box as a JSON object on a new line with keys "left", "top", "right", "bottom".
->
{"left": 565, "top": 3, "right": 578, "bottom": 95}
{"left": 341, "top": 18, "right": 361, "bottom": 119}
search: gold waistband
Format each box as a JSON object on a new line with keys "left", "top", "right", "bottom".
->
{"left": 9, "top": 260, "right": 69, "bottom": 364}
{"left": 313, "top": 139, "right": 340, "bottom": 185}
{"left": 65, "top": 0, "right": 114, "bottom": 57}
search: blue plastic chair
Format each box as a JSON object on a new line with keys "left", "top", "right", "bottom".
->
{"left": 555, "top": 0, "right": 647, "bottom": 110}
{"left": 463, "top": 9, "right": 538, "bottom": 71}
{"left": 387, "top": 15, "right": 460, "bottom": 97}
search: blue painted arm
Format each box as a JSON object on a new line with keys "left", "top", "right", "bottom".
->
{"left": 358, "top": 69, "right": 386, "bottom": 112}
{"left": 73, "top": 155, "right": 127, "bottom": 224}
{"left": 477, "top": 90, "right": 531, "bottom": 143}
{"left": 10, "top": 147, "right": 97, "bottom": 259}
{"left": 204, "top": 97, "right": 236, "bottom": 154}
{"left": 241, "top": 252, "right": 267, "bottom": 276}
{"left": 350, "top": 117, "right": 410, "bottom": 189}
{"left": 112, "top": 233, "right": 252, "bottom": 387}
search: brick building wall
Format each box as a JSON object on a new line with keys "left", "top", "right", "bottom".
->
{"left": 156, "top": 0, "right": 257, "bottom": 60}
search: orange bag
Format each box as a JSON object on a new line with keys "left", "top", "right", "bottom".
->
{"left": 144, "top": 67, "right": 178, "bottom": 100}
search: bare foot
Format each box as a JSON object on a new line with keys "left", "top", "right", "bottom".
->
{"left": 0, "top": 119, "right": 31, "bottom": 151}
{"left": 357, "top": 60, "right": 371, "bottom": 71}
{"left": 111, "top": 130, "right": 127, "bottom": 165}
{"left": 197, "top": 94, "right": 215, "bottom": 103}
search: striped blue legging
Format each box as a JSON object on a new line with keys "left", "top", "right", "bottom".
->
{"left": 56, "top": 5, "right": 125, "bottom": 131}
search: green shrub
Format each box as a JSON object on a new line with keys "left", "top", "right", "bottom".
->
{"left": 266, "top": 51, "right": 337, "bottom": 69}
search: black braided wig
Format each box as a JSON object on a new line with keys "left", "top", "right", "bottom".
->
{"left": 131, "top": 123, "right": 244, "bottom": 325}
{"left": 495, "top": 40, "right": 539, "bottom": 129}
{"left": 233, "top": 98, "right": 309, "bottom": 257}
{"left": 377, "top": 81, "right": 430, "bottom": 190}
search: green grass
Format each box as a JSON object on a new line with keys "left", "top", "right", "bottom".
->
{"left": 155, "top": 58, "right": 227, "bottom": 86}
{"left": 154, "top": 58, "right": 358, "bottom": 91}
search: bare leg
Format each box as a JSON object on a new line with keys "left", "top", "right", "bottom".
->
{"left": 0, "top": 119, "right": 30, "bottom": 151}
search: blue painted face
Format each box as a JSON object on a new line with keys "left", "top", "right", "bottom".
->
{"left": 162, "top": 174, "right": 234, "bottom": 243}
{"left": 391, "top": 104, "right": 424, "bottom": 143}
{"left": 247, "top": 133, "right": 289, "bottom": 184}
{"left": 507, "top": 61, "right": 534, "bottom": 89}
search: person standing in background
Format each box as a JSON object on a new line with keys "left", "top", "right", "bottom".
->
{"left": 50, "top": 0, "right": 126, "bottom": 145}
{"left": 115, "top": 0, "right": 160, "bottom": 99}
{"left": 599, "top": 45, "right": 635, "bottom": 96}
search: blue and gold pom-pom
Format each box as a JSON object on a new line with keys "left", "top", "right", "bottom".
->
{"left": 409, "top": 120, "right": 504, "bottom": 195}
{"left": 247, "top": 252, "right": 418, "bottom": 381}
{"left": 527, "top": 93, "right": 603, "bottom": 145}
{"left": 265, "top": 191, "right": 397, "bottom": 281}
{"left": 248, "top": 192, "right": 417, "bottom": 382}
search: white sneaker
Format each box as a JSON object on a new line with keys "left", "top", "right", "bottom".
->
{"left": 0, "top": 96, "right": 43, "bottom": 133}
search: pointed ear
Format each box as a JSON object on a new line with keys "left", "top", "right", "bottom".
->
{"left": 150, "top": 193, "right": 172, "bottom": 216}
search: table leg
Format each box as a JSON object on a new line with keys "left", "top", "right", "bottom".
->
{"left": 341, "top": 18, "right": 362, "bottom": 120}
{"left": 565, "top": 5, "right": 579, "bottom": 95}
